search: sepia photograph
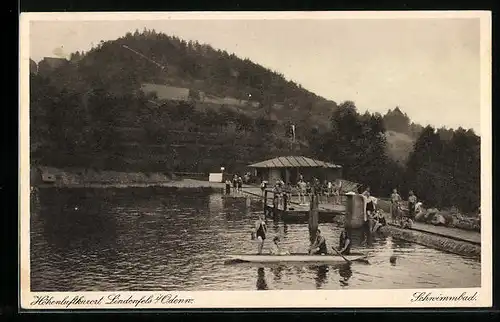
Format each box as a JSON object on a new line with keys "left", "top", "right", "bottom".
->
{"left": 19, "top": 11, "right": 491, "bottom": 309}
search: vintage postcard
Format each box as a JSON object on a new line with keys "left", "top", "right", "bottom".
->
{"left": 19, "top": 11, "right": 492, "bottom": 309}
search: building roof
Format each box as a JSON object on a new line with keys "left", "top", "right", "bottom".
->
{"left": 41, "top": 57, "right": 68, "bottom": 68}
{"left": 141, "top": 83, "right": 190, "bottom": 101}
{"left": 248, "top": 156, "right": 342, "bottom": 169}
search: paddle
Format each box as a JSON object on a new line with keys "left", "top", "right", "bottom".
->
{"left": 331, "top": 246, "right": 351, "bottom": 263}
{"left": 331, "top": 246, "right": 371, "bottom": 264}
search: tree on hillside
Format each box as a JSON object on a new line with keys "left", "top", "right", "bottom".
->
{"left": 312, "top": 101, "right": 399, "bottom": 195}
{"left": 408, "top": 122, "right": 424, "bottom": 139}
{"left": 405, "top": 125, "right": 480, "bottom": 213}
{"left": 445, "top": 128, "right": 481, "bottom": 213}
{"left": 437, "top": 126, "right": 454, "bottom": 141}
{"left": 383, "top": 107, "right": 411, "bottom": 134}
{"left": 406, "top": 126, "right": 450, "bottom": 208}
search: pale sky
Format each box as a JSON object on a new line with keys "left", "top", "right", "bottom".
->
{"left": 28, "top": 17, "right": 481, "bottom": 132}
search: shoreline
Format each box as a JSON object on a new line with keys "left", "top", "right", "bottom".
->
{"left": 31, "top": 166, "right": 230, "bottom": 190}
{"left": 35, "top": 179, "right": 227, "bottom": 190}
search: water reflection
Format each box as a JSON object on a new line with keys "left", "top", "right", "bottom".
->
{"left": 272, "top": 221, "right": 280, "bottom": 234}
{"left": 209, "top": 194, "right": 223, "bottom": 213}
{"left": 312, "top": 265, "right": 329, "bottom": 289}
{"left": 270, "top": 265, "right": 284, "bottom": 282}
{"left": 256, "top": 267, "right": 268, "bottom": 290}
{"left": 338, "top": 263, "right": 353, "bottom": 287}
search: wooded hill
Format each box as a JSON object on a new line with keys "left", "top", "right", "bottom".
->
{"left": 30, "top": 29, "right": 480, "bottom": 213}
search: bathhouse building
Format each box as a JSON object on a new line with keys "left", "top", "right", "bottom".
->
{"left": 248, "top": 156, "right": 342, "bottom": 185}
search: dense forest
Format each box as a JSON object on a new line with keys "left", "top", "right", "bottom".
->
{"left": 29, "top": 29, "right": 481, "bottom": 213}
{"left": 309, "top": 102, "right": 480, "bottom": 213}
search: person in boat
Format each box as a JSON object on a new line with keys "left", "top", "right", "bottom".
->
{"left": 408, "top": 190, "right": 418, "bottom": 220}
{"left": 390, "top": 188, "right": 402, "bottom": 224}
{"left": 270, "top": 236, "right": 290, "bottom": 255}
{"left": 225, "top": 179, "right": 231, "bottom": 195}
{"left": 337, "top": 229, "right": 351, "bottom": 255}
{"left": 254, "top": 213, "right": 268, "bottom": 254}
{"left": 309, "top": 229, "right": 328, "bottom": 255}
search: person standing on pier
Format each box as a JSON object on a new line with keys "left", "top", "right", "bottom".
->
{"left": 408, "top": 191, "right": 418, "bottom": 220}
{"left": 232, "top": 174, "right": 238, "bottom": 195}
{"left": 298, "top": 178, "right": 307, "bottom": 205}
{"left": 333, "top": 181, "right": 341, "bottom": 205}
{"left": 225, "top": 179, "right": 231, "bottom": 195}
{"left": 327, "top": 180, "right": 333, "bottom": 203}
{"left": 390, "top": 189, "right": 402, "bottom": 224}
{"left": 237, "top": 176, "right": 243, "bottom": 193}
{"left": 260, "top": 180, "right": 267, "bottom": 197}
{"left": 361, "top": 191, "right": 376, "bottom": 245}
{"left": 283, "top": 182, "right": 292, "bottom": 211}
{"left": 321, "top": 180, "right": 329, "bottom": 203}
{"left": 254, "top": 213, "right": 268, "bottom": 254}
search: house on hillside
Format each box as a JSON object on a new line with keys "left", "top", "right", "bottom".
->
{"left": 141, "top": 83, "right": 191, "bottom": 102}
{"left": 248, "top": 156, "right": 342, "bottom": 185}
{"left": 37, "top": 57, "right": 68, "bottom": 76}
{"left": 30, "top": 59, "right": 38, "bottom": 75}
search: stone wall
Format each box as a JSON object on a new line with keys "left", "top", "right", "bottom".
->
{"left": 380, "top": 225, "right": 480, "bottom": 259}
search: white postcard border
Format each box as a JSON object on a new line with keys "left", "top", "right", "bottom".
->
{"left": 19, "top": 10, "right": 492, "bottom": 309}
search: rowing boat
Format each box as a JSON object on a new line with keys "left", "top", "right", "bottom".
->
{"left": 225, "top": 252, "right": 368, "bottom": 264}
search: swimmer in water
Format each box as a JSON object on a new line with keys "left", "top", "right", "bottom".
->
{"left": 254, "top": 213, "right": 267, "bottom": 254}
{"left": 270, "top": 236, "right": 290, "bottom": 255}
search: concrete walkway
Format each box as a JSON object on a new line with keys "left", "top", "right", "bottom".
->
{"left": 403, "top": 221, "right": 481, "bottom": 244}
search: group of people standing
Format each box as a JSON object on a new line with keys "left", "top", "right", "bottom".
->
{"left": 262, "top": 175, "right": 342, "bottom": 206}
{"left": 225, "top": 174, "right": 244, "bottom": 195}
{"left": 390, "top": 188, "right": 418, "bottom": 228}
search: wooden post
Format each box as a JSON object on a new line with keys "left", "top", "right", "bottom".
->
{"left": 308, "top": 186, "right": 319, "bottom": 244}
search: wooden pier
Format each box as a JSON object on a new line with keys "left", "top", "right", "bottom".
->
{"left": 240, "top": 187, "right": 346, "bottom": 220}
